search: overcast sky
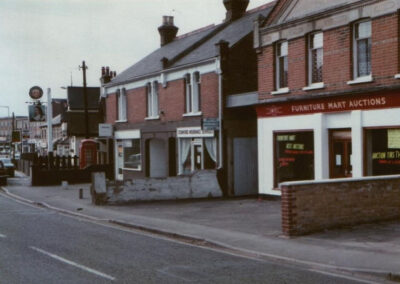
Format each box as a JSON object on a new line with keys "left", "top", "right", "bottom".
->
{"left": 0, "top": 0, "right": 271, "bottom": 116}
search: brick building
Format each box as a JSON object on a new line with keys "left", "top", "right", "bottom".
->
{"left": 103, "top": 0, "right": 274, "bottom": 196}
{"left": 255, "top": 0, "right": 400, "bottom": 195}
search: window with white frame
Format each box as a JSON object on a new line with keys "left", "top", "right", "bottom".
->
{"left": 353, "top": 20, "right": 372, "bottom": 78}
{"left": 179, "top": 137, "right": 216, "bottom": 174}
{"left": 185, "top": 72, "right": 201, "bottom": 114}
{"left": 117, "top": 88, "right": 127, "bottom": 121}
{"left": 147, "top": 81, "right": 159, "bottom": 118}
{"left": 276, "top": 41, "right": 288, "bottom": 90}
{"left": 308, "top": 32, "right": 323, "bottom": 84}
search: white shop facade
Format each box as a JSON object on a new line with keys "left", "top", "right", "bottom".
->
{"left": 257, "top": 90, "right": 400, "bottom": 196}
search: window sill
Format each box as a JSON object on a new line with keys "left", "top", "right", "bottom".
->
{"left": 115, "top": 119, "right": 127, "bottom": 123}
{"left": 122, "top": 167, "right": 141, "bottom": 172}
{"left": 394, "top": 74, "right": 400, "bottom": 79}
{"left": 271, "top": 88, "right": 290, "bottom": 95}
{"left": 302, "top": 83, "right": 325, "bottom": 91}
{"left": 145, "top": 116, "right": 160, "bottom": 121}
{"left": 183, "top": 112, "right": 202, "bottom": 117}
{"left": 347, "top": 75, "right": 373, "bottom": 85}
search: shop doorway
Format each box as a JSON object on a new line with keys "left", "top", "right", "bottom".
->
{"left": 148, "top": 139, "right": 167, "bottom": 178}
{"left": 330, "top": 129, "right": 352, "bottom": 178}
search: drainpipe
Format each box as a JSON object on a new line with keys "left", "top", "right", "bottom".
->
{"left": 215, "top": 40, "right": 229, "bottom": 169}
{"left": 218, "top": 61, "right": 223, "bottom": 169}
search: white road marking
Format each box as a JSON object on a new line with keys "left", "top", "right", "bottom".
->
{"left": 0, "top": 233, "right": 6, "bottom": 238}
{"left": 30, "top": 246, "right": 115, "bottom": 281}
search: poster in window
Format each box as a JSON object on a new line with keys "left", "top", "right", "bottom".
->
{"left": 388, "top": 129, "right": 400, "bottom": 149}
{"left": 274, "top": 132, "right": 314, "bottom": 186}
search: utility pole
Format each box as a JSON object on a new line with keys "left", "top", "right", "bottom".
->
{"left": 12, "top": 112, "right": 15, "bottom": 160}
{"left": 80, "top": 61, "right": 89, "bottom": 139}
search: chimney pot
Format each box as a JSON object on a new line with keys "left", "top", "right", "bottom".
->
{"left": 106, "top": 66, "right": 110, "bottom": 76}
{"left": 101, "top": 67, "right": 105, "bottom": 76}
{"left": 223, "top": 0, "right": 249, "bottom": 21}
{"left": 158, "top": 15, "right": 178, "bottom": 46}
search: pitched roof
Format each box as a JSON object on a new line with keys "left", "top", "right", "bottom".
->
{"left": 266, "top": 0, "right": 361, "bottom": 26}
{"left": 109, "top": 3, "right": 274, "bottom": 86}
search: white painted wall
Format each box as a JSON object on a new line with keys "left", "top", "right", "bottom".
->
{"left": 258, "top": 108, "right": 400, "bottom": 196}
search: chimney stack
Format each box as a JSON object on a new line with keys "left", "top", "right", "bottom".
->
{"left": 223, "top": 0, "right": 249, "bottom": 22}
{"left": 100, "top": 66, "right": 116, "bottom": 85}
{"left": 158, "top": 16, "right": 178, "bottom": 46}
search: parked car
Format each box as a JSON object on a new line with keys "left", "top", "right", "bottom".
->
{"left": 0, "top": 158, "right": 14, "bottom": 177}
{"left": 0, "top": 161, "right": 7, "bottom": 176}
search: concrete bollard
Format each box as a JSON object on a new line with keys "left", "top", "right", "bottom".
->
{"left": 61, "top": 181, "right": 68, "bottom": 190}
{"left": 79, "top": 188, "right": 83, "bottom": 199}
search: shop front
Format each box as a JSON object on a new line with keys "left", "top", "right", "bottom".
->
{"left": 177, "top": 127, "right": 217, "bottom": 175}
{"left": 114, "top": 129, "right": 141, "bottom": 181}
{"left": 257, "top": 91, "right": 400, "bottom": 196}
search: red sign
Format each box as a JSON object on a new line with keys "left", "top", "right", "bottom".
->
{"left": 256, "top": 91, "right": 400, "bottom": 118}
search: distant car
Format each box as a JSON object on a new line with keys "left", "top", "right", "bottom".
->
{"left": 0, "top": 158, "right": 14, "bottom": 177}
{"left": 125, "top": 154, "right": 141, "bottom": 169}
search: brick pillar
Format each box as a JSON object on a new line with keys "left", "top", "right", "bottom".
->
{"left": 281, "top": 185, "right": 297, "bottom": 236}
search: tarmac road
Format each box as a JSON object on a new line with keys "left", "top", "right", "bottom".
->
{"left": 0, "top": 194, "right": 373, "bottom": 284}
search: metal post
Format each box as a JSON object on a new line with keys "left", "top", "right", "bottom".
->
{"left": 80, "top": 61, "right": 89, "bottom": 139}
{"left": 47, "top": 88, "right": 53, "bottom": 154}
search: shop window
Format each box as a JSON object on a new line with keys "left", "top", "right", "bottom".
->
{"left": 179, "top": 137, "right": 217, "bottom": 174}
{"left": 308, "top": 32, "right": 323, "bottom": 84}
{"left": 365, "top": 128, "right": 400, "bottom": 176}
{"left": 353, "top": 20, "right": 372, "bottom": 78}
{"left": 274, "top": 131, "right": 314, "bottom": 187}
{"left": 275, "top": 41, "right": 288, "bottom": 90}
{"left": 122, "top": 139, "right": 141, "bottom": 170}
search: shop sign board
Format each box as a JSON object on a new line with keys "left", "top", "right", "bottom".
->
{"left": 256, "top": 91, "right": 400, "bottom": 118}
{"left": 177, "top": 127, "right": 214, "bottom": 138}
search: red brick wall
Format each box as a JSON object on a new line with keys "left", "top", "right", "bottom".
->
{"left": 201, "top": 72, "right": 219, "bottom": 118}
{"left": 258, "top": 13, "right": 399, "bottom": 100}
{"left": 105, "top": 93, "right": 117, "bottom": 123}
{"left": 160, "top": 79, "right": 185, "bottom": 121}
{"left": 105, "top": 71, "right": 219, "bottom": 125}
{"left": 258, "top": 45, "right": 275, "bottom": 100}
{"left": 281, "top": 177, "right": 400, "bottom": 236}
{"left": 126, "top": 87, "right": 147, "bottom": 123}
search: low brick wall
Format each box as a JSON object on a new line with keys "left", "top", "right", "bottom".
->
{"left": 106, "top": 170, "right": 222, "bottom": 204}
{"left": 280, "top": 176, "right": 400, "bottom": 236}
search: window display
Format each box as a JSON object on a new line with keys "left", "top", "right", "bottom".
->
{"left": 274, "top": 131, "right": 314, "bottom": 186}
{"left": 365, "top": 128, "right": 400, "bottom": 176}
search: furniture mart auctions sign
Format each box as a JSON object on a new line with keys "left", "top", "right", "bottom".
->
{"left": 256, "top": 91, "right": 400, "bottom": 118}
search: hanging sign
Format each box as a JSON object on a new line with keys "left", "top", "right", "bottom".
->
{"left": 29, "top": 86, "right": 43, "bottom": 100}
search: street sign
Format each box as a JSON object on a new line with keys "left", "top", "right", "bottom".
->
{"left": 203, "top": 118, "right": 219, "bottom": 131}
{"left": 99, "top": 123, "right": 113, "bottom": 137}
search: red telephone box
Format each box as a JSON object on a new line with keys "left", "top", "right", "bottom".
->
{"left": 79, "top": 139, "right": 97, "bottom": 169}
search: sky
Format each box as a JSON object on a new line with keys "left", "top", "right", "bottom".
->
{"left": 0, "top": 0, "right": 271, "bottom": 117}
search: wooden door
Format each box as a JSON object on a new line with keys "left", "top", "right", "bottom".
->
{"left": 330, "top": 130, "right": 352, "bottom": 178}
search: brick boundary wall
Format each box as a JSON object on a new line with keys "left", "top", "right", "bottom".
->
{"left": 280, "top": 175, "right": 400, "bottom": 236}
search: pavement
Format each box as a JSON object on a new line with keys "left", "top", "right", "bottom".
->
{"left": 2, "top": 172, "right": 400, "bottom": 282}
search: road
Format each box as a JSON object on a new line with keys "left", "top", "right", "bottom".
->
{"left": 0, "top": 193, "right": 371, "bottom": 284}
